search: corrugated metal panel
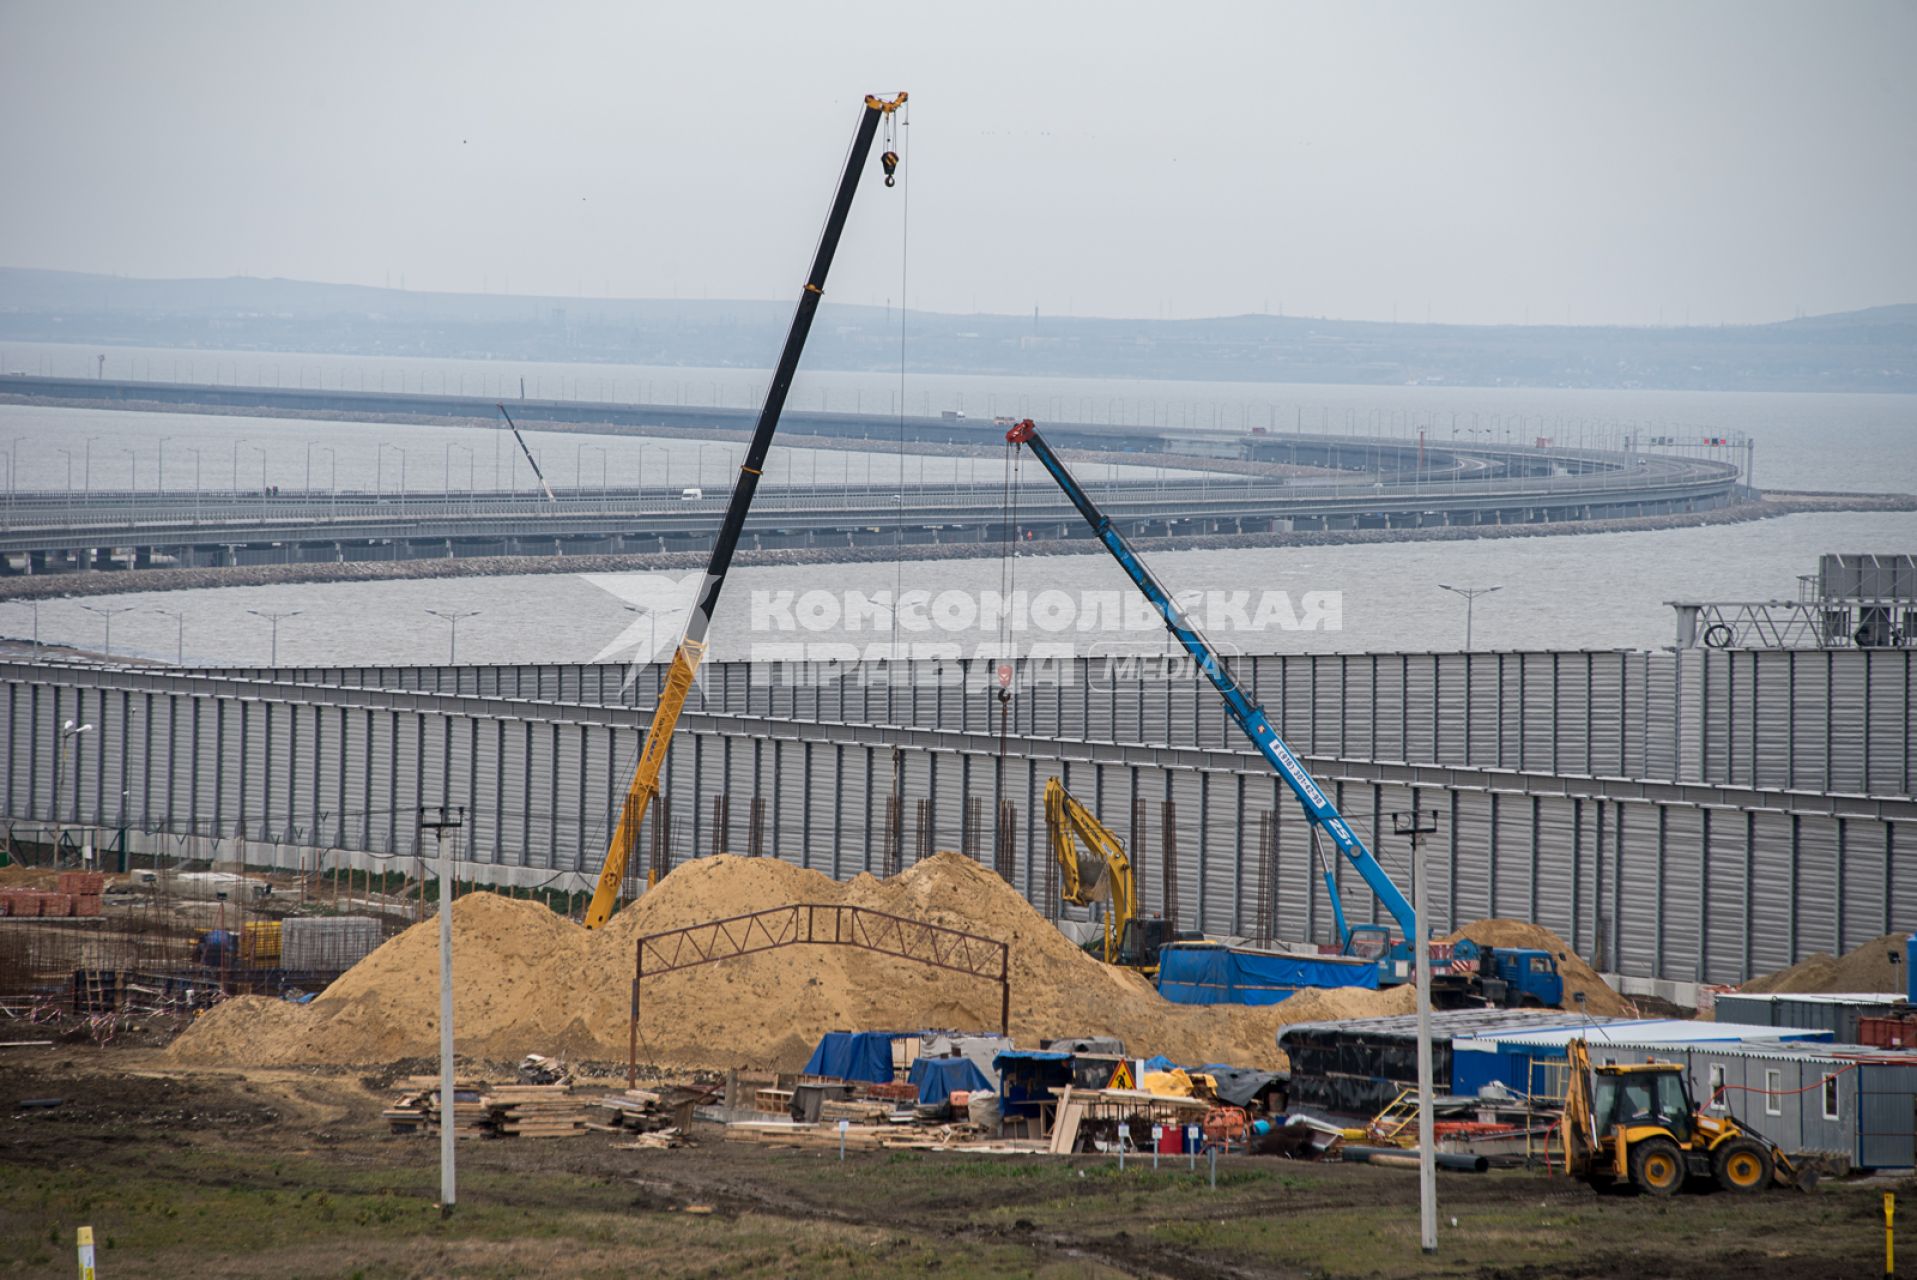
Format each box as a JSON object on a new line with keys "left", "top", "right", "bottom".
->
{"left": 1430, "top": 653, "right": 1465, "bottom": 768}
{"left": 1829, "top": 652, "right": 1868, "bottom": 794}
{"left": 1312, "top": 655, "right": 1344, "bottom": 759}
{"left": 1661, "top": 805, "right": 1703, "bottom": 981}
{"left": 1788, "top": 654, "right": 1830, "bottom": 793}
{"left": 1520, "top": 653, "right": 1557, "bottom": 775}
{"left": 1452, "top": 790, "right": 1493, "bottom": 925}
{"left": 1343, "top": 657, "right": 1374, "bottom": 762}
{"left": 1796, "top": 816, "right": 1841, "bottom": 963}
{"left": 1614, "top": 806, "right": 1660, "bottom": 979}
{"left": 1534, "top": 795, "right": 1577, "bottom": 946}
{"left": 1373, "top": 657, "right": 1406, "bottom": 763}
{"left": 1491, "top": 792, "right": 1531, "bottom": 922}
{"left": 1703, "top": 806, "right": 1751, "bottom": 984}
{"left": 1749, "top": 810, "right": 1796, "bottom": 974}
{"left": 1403, "top": 655, "right": 1437, "bottom": 764}
{"left": 1866, "top": 651, "right": 1911, "bottom": 797}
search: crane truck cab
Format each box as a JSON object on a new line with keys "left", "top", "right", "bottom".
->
{"left": 1345, "top": 928, "right": 1563, "bottom": 1008}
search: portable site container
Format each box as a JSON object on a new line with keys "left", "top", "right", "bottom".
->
{"left": 1560, "top": 1042, "right": 1917, "bottom": 1171}
{"left": 1712, "top": 992, "right": 1906, "bottom": 1044}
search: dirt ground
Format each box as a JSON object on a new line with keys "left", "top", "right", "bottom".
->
{"left": 1, "top": 1047, "right": 1901, "bottom": 1279}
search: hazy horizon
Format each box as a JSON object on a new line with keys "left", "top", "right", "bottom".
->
{"left": 3, "top": 1, "right": 1914, "bottom": 329}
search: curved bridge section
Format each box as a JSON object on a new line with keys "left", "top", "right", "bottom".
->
{"left": 0, "top": 377, "right": 1744, "bottom": 576}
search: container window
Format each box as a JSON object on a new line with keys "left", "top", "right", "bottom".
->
{"left": 1707, "top": 1064, "right": 1727, "bottom": 1112}
{"left": 1764, "top": 1069, "right": 1782, "bottom": 1116}
{"left": 1821, "top": 1073, "right": 1840, "bottom": 1121}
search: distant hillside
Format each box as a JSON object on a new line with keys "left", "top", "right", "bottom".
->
{"left": 2, "top": 268, "right": 1911, "bottom": 393}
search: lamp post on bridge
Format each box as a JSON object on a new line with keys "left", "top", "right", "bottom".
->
{"left": 424, "top": 609, "right": 480, "bottom": 665}
{"left": 1437, "top": 583, "right": 1501, "bottom": 652}
{"left": 246, "top": 609, "right": 301, "bottom": 667}
{"left": 78, "top": 603, "right": 136, "bottom": 659}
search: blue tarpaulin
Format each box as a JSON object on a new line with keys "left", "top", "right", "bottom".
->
{"left": 907, "top": 1055, "right": 993, "bottom": 1106}
{"left": 992, "top": 1050, "right": 1074, "bottom": 1122}
{"left": 1155, "top": 943, "right": 1379, "bottom": 1006}
{"left": 803, "top": 1031, "right": 899, "bottom": 1084}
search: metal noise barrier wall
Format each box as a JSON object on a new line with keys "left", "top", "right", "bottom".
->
{"left": 225, "top": 646, "right": 1916, "bottom": 798}
{"left": 3, "top": 651, "right": 1914, "bottom": 989}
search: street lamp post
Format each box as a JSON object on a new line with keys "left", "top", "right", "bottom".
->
{"left": 152, "top": 608, "right": 186, "bottom": 665}
{"left": 246, "top": 609, "right": 301, "bottom": 666}
{"left": 424, "top": 609, "right": 480, "bottom": 664}
{"left": 233, "top": 438, "right": 249, "bottom": 491}
{"left": 621, "top": 605, "right": 659, "bottom": 662}
{"left": 1437, "top": 584, "right": 1501, "bottom": 652}
{"left": 53, "top": 719, "right": 94, "bottom": 864}
{"left": 78, "top": 603, "right": 136, "bottom": 659}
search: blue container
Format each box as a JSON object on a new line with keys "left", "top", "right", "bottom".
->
{"left": 1906, "top": 934, "right": 1916, "bottom": 1004}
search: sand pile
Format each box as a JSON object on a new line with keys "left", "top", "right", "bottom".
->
{"left": 1443, "top": 919, "right": 1633, "bottom": 1016}
{"left": 176, "top": 853, "right": 1374, "bottom": 1071}
{"left": 1742, "top": 933, "right": 1910, "bottom": 995}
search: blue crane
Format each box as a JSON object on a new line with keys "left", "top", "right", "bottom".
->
{"left": 1004, "top": 419, "right": 1417, "bottom": 969}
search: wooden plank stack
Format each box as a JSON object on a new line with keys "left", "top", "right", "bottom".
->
{"left": 383, "top": 1078, "right": 586, "bottom": 1139}
{"left": 485, "top": 1084, "right": 589, "bottom": 1138}
{"left": 818, "top": 1098, "right": 898, "bottom": 1125}
{"left": 384, "top": 1077, "right": 492, "bottom": 1139}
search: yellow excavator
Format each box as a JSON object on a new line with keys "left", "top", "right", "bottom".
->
{"left": 579, "top": 91, "right": 906, "bottom": 929}
{"left": 1043, "top": 778, "right": 1190, "bottom": 975}
{"left": 1559, "top": 1038, "right": 1813, "bottom": 1196}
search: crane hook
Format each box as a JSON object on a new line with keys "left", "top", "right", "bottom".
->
{"left": 881, "top": 150, "right": 899, "bottom": 187}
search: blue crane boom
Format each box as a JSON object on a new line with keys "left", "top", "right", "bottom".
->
{"left": 1004, "top": 419, "right": 1418, "bottom": 952}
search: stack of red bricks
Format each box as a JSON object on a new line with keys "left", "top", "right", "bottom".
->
{"left": 0, "top": 872, "right": 106, "bottom": 918}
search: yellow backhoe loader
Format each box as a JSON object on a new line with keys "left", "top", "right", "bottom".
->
{"left": 1560, "top": 1038, "right": 1814, "bottom": 1196}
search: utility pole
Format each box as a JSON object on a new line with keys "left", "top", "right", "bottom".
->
{"left": 419, "top": 805, "right": 464, "bottom": 1217}
{"left": 1438, "top": 584, "right": 1500, "bottom": 652}
{"left": 1394, "top": 808, "right": 1442, "bottom": 1257}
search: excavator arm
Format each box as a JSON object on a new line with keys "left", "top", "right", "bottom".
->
{"left": 1043, "top": 777, "right": 1138, "bottom": 965}
{"left": 582, "top": 92, "right": 906, "bottom": 929}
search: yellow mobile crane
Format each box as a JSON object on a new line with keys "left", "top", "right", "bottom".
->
{"left": 581, "top": 92, "right": 906, "bottom": 929}
{"left": 1043, "top": 778, "right": 1188, "bottom": 974}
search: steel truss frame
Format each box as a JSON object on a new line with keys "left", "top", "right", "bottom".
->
{"left": 627, "top": 901, "right": 1010, "bottom": 1086}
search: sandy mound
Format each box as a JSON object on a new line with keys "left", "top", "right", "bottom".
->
{"left": 175, "top": 853, "right": 1373, "bottom": 1072}
{"left": 1443, "top": 919, "right": 1633, "bottom": 1017}
{"left": 1274, "top": 983, "right": 1418, "bottom": 1023}
{"left": 1742, "top": 933, "right": 1910, "bottom": 995}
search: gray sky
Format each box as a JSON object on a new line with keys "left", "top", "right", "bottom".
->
{"left": 3, "top": 0, "right": 1912, "bottom": 326}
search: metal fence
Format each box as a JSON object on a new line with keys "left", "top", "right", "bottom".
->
{"left": 5, "top": 653, "right": 1913, "bottom": 987}
{"left": 222, "top": 646, "right": 1914, "bottom": 797}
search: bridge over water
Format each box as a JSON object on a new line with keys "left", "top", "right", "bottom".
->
{"left": 0, "top": 377, "right": 1743, "bottom": 574}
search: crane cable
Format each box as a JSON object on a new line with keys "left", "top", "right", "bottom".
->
{"left": 889, "top": 99, "right": 911, "bottom": 670}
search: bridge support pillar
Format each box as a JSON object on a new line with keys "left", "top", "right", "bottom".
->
{"left": 133, "top": 546, "right": 152, "bottom": 569}
{"left": 27, "top": 550, "right": 46, "bottom": 575}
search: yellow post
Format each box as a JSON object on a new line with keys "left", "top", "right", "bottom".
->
{"left": 76, "top": 1226, "right": 96, "bottom": 1279}
{"left": 1885, "top": 1191, "right": 1895, "bottom": 1277}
